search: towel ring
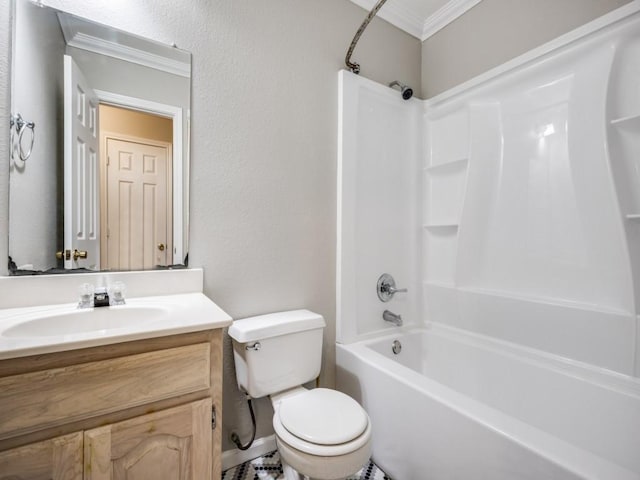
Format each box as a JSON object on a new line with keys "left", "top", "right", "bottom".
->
{"left": 18, "top": 120, "right": 35, "bottom": 161}
{"left": 12, "top": 114, "right": 35, "bottom": 162}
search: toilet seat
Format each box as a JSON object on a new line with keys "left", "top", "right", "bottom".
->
{"left": 273, "top": 388, "right": 371, "bottom": 456}
{"left": 279, "top": 388, "right": 369, "bottom": 445}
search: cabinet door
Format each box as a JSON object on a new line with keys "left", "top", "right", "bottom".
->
{"left": 0, "top": 432, "right": 83, "bottom": 480}
{"left": 84, "top": 399, "right": 212, "bottom": 480}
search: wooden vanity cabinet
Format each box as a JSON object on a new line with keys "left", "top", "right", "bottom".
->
{"left": 84, "top": 399, "right": 211, "bottom": 480}
{"left": 0, "top": 432, "right": 83, "bottom": 480}
{"left": 0, "top": 330, "right": 223, "bottom": 480}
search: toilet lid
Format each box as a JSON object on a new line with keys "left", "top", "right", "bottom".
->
{"left": 278, "top": 388, "right": 368, "bottom": 445}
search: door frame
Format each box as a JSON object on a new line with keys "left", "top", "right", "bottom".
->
{"left": 100, "top": 133, "right": 173, "bottom": 269}
{"left": 94, "top": 89, "right": 185, "bottom": 264}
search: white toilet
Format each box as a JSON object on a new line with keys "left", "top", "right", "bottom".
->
{"left": 228, "top": 310, "right": 372, "bottom": 480}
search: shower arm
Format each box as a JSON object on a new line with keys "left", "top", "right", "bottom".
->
{"left": 345, "top": 0, "right": 389, "bottom": 74}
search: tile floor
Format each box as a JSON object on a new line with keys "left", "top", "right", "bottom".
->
{"left": 222, "top": 450, "right": 391, "bottom": 480}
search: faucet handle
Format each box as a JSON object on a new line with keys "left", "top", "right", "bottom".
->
{"left": 78, "top": 283, "right": 95, "bottom": 308}
{"left": 108, "top": 281, "right": 126, "bottom": 305}
{"left": 387, "top": 286, "right": 408, "bottom": 294}
{"left": 377, "top": 273, "right": 408, "bottom": 302}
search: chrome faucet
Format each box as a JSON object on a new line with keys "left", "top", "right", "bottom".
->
{"left": 383, "top": 310, "right": 402, "bottom": 327}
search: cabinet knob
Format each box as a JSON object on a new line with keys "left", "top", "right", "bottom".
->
{"left": 158, "top": 243, "right": 166, "bottom": 251}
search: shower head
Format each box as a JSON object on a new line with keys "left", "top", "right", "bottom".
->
{"left": 389, "top": 81, "right": 413, "bottom": 100}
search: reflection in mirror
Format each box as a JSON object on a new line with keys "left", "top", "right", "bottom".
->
{"left": 8, "top": 0, "right": 191, "bottom": 275}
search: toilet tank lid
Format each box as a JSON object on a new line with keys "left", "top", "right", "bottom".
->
{"left": 228, "top": 309, "right": 326, "bottom": 343}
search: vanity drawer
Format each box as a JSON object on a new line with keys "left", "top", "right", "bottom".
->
{"left": 0, "top": 343, "right": 211, "bottom": 440}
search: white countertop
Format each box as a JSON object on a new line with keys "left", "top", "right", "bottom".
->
{"left": 0, "top": 292, "right": 232, "bottom": 360}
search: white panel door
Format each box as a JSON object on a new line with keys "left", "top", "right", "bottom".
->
{"left": 63, "top": 55, "right": 100, "bottom": 270}
{"left": 105, "top": 137, "right": 172, "bottom": 270}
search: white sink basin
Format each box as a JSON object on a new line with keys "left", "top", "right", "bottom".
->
{"left": 2, "top": 305, "right": 168, "bottom": 337}
{"left": 0, "top": 293, "right": 233, "bottom": 359}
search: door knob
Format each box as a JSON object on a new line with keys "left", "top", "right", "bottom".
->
{"left": 157, "top": 243, "right": 165, "bottom": 251}
{"left": 56, "top": 250, "right": 71, "bottom": 260}
{"left": 73, "top": 249, "right": 88, "bottom": 261}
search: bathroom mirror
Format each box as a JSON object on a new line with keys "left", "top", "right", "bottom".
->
{"left": 8, "top": 0, "right": 191, "bottom": 275}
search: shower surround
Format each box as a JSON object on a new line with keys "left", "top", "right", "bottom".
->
{"left": 336, "top": 4, "right": 640, "bottom": 479}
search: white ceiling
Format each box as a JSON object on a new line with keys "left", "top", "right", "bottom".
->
{"left": 349, "top": 0, "right": 483, "bottom": 41}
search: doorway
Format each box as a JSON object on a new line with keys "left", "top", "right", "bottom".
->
{"left": 99, "top": 105, "right": 173, "bottom": 270}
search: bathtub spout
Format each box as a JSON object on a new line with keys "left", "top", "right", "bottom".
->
{"left": 383, "top": 310, "right": 402, "bottom": 326}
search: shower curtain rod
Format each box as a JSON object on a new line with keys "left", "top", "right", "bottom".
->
{"left": 345, "top": 0, "right": 389, "bottom": 74}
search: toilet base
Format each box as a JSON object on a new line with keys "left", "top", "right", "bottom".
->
{"left": 276, "top": 436, "right": 371, "bottom": 480}
{"left": 282, "top": 459, "right": 306, "bottom": 480}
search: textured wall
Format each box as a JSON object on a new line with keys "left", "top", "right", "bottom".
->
{"left": 421, "top": 0, "right": 633, "bottom": 98}
{"left": 0, "top": 0, "right": 420, "bottom": 452}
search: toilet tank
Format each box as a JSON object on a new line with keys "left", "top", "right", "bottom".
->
{"left": 228, "top": 310, "right": 326, "bottom": 398}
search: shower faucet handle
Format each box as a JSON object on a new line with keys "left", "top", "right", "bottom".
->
{"left": 377, "top": 273, "right": 408, "bottom": 302}
{"left": 387, "top": 285, "right": 408, "bottom": 294}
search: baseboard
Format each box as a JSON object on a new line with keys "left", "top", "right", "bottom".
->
{"left": 221, "top": 434, "right": 277, "bottom": 471}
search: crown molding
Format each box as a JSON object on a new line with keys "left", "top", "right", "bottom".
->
{"left": 348, "top": 0, "right": 484, "bottom": 42}
{"left": 421, "top": 0, "right": 483, "bottom": 40}
{"left": 68, "top": 33, "right": 190, "bottom": 77}
{"left": 57, "top": 14, "right": 190, "bottom": 78}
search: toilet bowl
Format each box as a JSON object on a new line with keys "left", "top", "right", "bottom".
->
{"left": 271, "top": 387, "right": 372, "bottom": 480}
{"left": 228, "top": 310, "right": 372, "bottom": 480}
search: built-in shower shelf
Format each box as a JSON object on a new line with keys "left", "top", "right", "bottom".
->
{"left": 611, "top": 114, "right": 640, "bottom": 127}
{"left": 423, "top": 223, "right": 459, "bottom": 229}
{"left": 425, "top": 157, "right": 468, "bottom": 173}
{"left": 626, "top": 214, "right": 640, "bottom": 220}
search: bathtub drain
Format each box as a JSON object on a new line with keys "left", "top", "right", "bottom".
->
{"left": 392, "top": 340, "right": 402, "bottom": 355}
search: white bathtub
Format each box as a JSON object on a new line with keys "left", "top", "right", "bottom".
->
{"left": 336, "top": 326, "right": 640, "bottom": 480}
